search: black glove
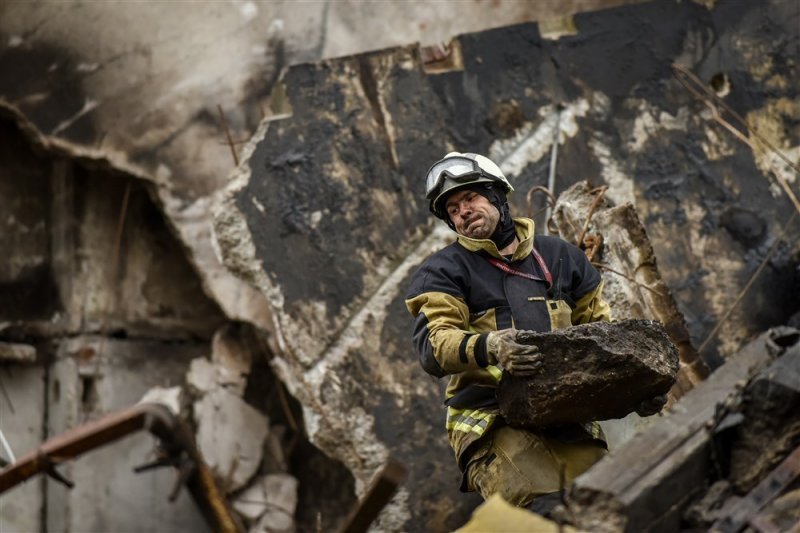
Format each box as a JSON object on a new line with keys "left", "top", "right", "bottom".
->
{"left": 486, "top": 329, "right": 543, "bottom": 376}
{"left": 635, "top": 394, "right": 668, "bottom": 417}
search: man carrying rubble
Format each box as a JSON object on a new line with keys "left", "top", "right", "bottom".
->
{"left": 405, "top": 152, "right": 613, "bottom": 509}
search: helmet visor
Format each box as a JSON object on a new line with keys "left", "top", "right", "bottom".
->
{"left": 425, "top": 157, "right": 482, "bottom": 199}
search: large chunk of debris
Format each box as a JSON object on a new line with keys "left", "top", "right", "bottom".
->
{"left": 497, "top": 319, "right": 678, "bottom": 428}
{"left": 194, "top": 389, "right": 269, "bottom": 492}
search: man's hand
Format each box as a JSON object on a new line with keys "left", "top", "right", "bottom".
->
{"left": 635, "top": 394, "right": 668, "bottom": 417}
{"left": 486, "top": 329, "right": 543, "bottom": 376}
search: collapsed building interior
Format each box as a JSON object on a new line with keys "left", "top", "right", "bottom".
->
{"left": 1, "top": 0, "right": 798, "bottom": 531}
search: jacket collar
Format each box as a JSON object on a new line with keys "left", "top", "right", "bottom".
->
{"left": 456, "top": 218, "right": 535, "bottom": 260}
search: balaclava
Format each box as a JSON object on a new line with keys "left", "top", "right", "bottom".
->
{"left": 442, "top": 183, "right": 516, "bottom": 250}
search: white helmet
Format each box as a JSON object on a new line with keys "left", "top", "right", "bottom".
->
{"left": 425, "top": 152, "right": 514, "bottom": 219}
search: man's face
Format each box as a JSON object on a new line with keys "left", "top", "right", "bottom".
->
{"left": 445, "top": 188, "right": 500, "bottom": 240}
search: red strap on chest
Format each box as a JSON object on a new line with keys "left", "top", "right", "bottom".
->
{"left": 486, "top": 248, "right": 553, "bottom": 288}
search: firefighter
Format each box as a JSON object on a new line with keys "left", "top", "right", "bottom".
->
{"left": 405, "top": 152, "right": 613, "bottom": 510}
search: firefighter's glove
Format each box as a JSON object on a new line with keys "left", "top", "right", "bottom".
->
{"left": 486, "top": 329, "right": 543, "bottom": 376}
{"left": 635, "top": 394, "right": 668, "bottom": 417}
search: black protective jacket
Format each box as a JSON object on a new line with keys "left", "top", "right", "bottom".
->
{"left": 406, "top": 218, "right": 610, "bottom": 470}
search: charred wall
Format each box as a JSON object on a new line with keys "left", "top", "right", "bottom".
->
{"left": 216, "top": 0, "right": 799, "bottom": 530}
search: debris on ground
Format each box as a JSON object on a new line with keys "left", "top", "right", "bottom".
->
{"left": 567, "top": 327, "right": 800, "bottom": 532}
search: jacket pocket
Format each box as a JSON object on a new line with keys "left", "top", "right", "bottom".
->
{"left": 546, "top": 299, "right": 572, "bottom": 330}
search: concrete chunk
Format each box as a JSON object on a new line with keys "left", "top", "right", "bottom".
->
{"left": 194, "top": 389, "right": 269, "bottom": 492}
{"left": 187, "top": 357, "right": 217, "bottom": 396}
{"left": 497, "top": 319, "right": 679, "bottom": 428}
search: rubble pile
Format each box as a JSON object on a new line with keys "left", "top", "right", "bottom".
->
{"left": 141, "top": 324, "right": 303, "bottom": 532}
{"left": 567, "top": 327, "right": 800, "bottom": 532}
{"left": 497, "top": 319, "right": 679, "bottom": 428}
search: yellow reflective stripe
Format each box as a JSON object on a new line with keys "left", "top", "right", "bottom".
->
{"left": 447, "top": 420, "right": 488, "bottom": 435}
{"left": 447, "top": 408, "right": 493, "bottom": 421}
{"left": 487, "top": 365, "right": 503, "bottom": 381}
{"left": 446, "top": 407, "right": 494, "bottom": 435}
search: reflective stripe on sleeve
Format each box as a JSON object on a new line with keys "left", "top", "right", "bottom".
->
{"left": 446, "top": 407, "right": 494, "bottom": 435}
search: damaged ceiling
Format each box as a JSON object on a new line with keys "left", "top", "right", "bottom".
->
{"left": 1, "top": 0, "right": 799, "bottom": 531}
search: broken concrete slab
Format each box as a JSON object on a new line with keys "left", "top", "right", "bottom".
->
{"left": 567, "top": 331, "right": 779, "bottom": 533}
{"left": 496, "top": 319, "right": 679, "bottom": 428}
{"left": 194, "top": 388, "right": 269, "bottom": 492}
{"left": 213, "top": 41, "right": 467, "bottom": 530}
{"left": 0, "top": 342, "right": 36, "bottom": 363}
